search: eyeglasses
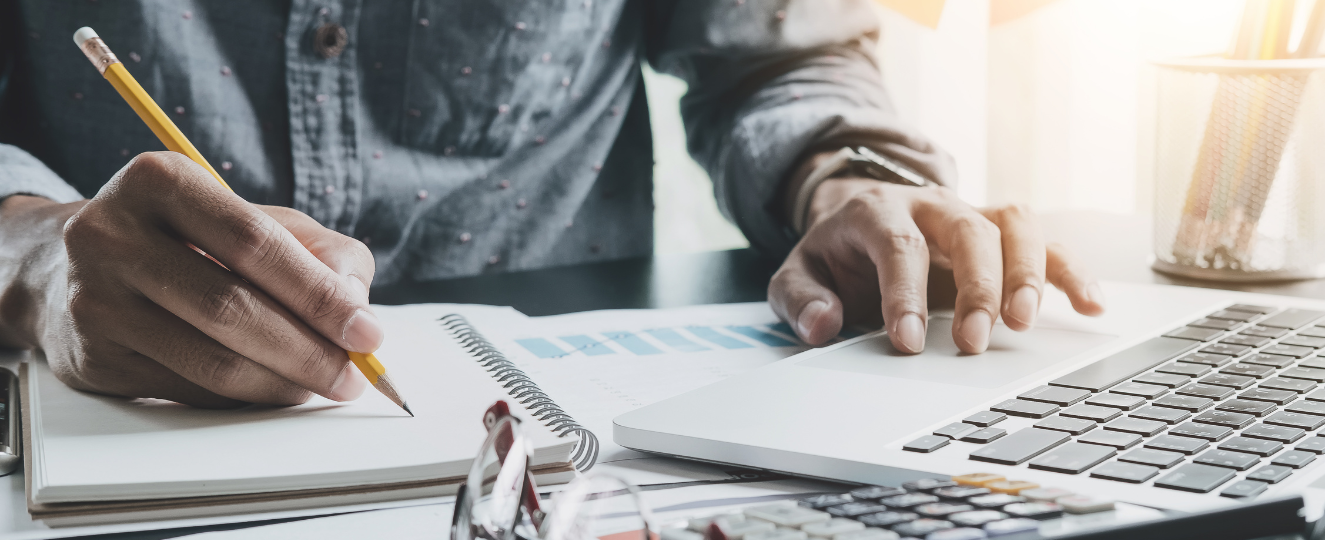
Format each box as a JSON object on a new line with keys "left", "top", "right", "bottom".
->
{"left": 453, "top": 403, "right": 656, "bottom": 540}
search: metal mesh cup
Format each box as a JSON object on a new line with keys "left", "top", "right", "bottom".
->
{"left": 1152, "top": 56, "right": 1325, "bottom": 281}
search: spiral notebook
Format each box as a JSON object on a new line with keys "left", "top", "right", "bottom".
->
{"left": 21, "top": 304, "right": 597, "bottom": 526}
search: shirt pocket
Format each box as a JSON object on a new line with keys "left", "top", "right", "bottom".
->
{"left": 398, "top": 1, "right": 593, "bottom": 158}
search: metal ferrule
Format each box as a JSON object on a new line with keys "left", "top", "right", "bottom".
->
{"left": 79, "top": 37, "right": 120, "bottom": 74}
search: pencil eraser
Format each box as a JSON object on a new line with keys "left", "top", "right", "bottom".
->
{"left": 73, "top": 27, "right": 98, "bottom": 47}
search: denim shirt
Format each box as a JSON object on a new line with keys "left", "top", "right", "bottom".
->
{"left": 0, "top": 0, "right": 954, "bottom": 284}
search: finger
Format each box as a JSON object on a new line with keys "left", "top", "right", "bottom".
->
{"left": 915, "top": 195, "right": 1002, "bottom": 354}
{"left": 980, "top": 205, "right": 1046, "bottom": 332}
{"left": 55, "top": 334, "right": 246, "bottom": 408}
{"left": 1047, "top": 242, "right": 1106, "bottom": 316}
{"left": 111, "top": 153, "right": 381, "bottom": 353}
{"left": 260, "top": 205, "right": 376, "bottom": 303}
{"left": 850, "top": 202, "right": 930, "bottom": 354}
{"left": 768, "top": 249, "right": 844, "bottom": 346}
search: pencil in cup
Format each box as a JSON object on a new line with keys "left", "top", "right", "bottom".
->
{"left": 72, "top": 27, "right": 412, "bottom": 415}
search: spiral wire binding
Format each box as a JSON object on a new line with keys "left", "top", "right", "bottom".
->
{"left": 439, "top": 314, "right": 600, "bottom": 471}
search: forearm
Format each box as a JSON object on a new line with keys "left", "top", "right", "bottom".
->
{"left": 0, "top": 195, "right": 83, "bottom": 349}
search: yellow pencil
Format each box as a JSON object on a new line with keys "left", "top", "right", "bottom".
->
{"left": 72, "top": 27, "right": 412, "bottom": 416}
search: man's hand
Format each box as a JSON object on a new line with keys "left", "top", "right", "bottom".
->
{"left": 0, "top": 152, "right": 381, "bottom": 407}
{"left": 769, "top": 163, "right": 1105, "bottom": 355}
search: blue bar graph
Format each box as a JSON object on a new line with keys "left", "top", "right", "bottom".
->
{"left": 686, "top": 326, "right": 754, "bottom": 349}
{"left": 604, "top": 331, "right": 663, "bottom": 355}
{"left": 768, "top": 322, "right": 798, "bottom": 339}
{"left": 645, "top": 328, "right": 710, "bottom": 352}
{"left": 516, "top": 338, "right": 569, "bottom": 359}
{"left": 727, "top": 326, "right": 796, "bottom": 347}
{"left": 559, "top": 335, "right": 615, "bottom": 356}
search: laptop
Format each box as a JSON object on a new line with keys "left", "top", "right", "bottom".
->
{"left": 615, "top": 281, "right": 1325, "bottom": 536}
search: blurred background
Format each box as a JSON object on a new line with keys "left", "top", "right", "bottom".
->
{"left": 649, "top": 0, "right": 1257, "bottom": 255}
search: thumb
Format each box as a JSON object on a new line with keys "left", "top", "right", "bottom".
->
{"left": 768, "top": 252, "right": 843, "bottom": 346}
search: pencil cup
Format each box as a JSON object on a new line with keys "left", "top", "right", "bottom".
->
{"left": 1152, "top": 56, "right": 1325, "bottom": 282}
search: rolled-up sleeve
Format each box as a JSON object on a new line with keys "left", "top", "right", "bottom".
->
{"left": 645, "top": 0, "right": 957, "bottom": 257}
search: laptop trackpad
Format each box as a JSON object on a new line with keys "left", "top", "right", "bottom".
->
{"left": 800, "top": 317, "right": 1116, "bottom": 389}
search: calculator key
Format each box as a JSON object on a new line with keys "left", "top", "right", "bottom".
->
{"left": 1221, "top": 334, "right": 1272, "bottom": 348}
{"left": 1193, "top": 410, "right": 1255, "bottom": 429}
{"left": 962, "top": 411, "right": 1006, "bottom": 427}
{"left": 1048, "top": 337, "right": 1199, "bottom": 393}
{"left": 1247, "top": 465, "right": 1294, "bottom": 483}
{"left": 1178, "top": 352, "right": 1234, "bottom": 366}
{"left": 1220, "top": 480, "right": 1269, "bottom": 499}
{"left": 713, "top": 520, "right": 776, "bottom": 538}
{"left": 746, "top": 529, "right": 808, "bottom": 540}
{"left": 1280, "top": 366, "right": 1325, "bottom": 382}
{"left": 1059, "top": 404, "right": 1122, "bottom": 422}
{"left": 850, "top": 486, "right": 908, "bottom": 501}
{"left": 914, "top": 502, "right": 974, "bottom": 518}
{"left": 800, "top": 494, "right": 854, "bottom": 509}
{"left": 855, "top": 511, "right": 916, "bottom": 528}
{"left": 1238, "top": 388, "right": 1299, "bottom": 405}
{"left": 747, "top": 504, "right": 834, "bottom": 526}
{"left": 990, "top": 399, "right": 1058, "bottom": 419}
{"left": 903, "top": 479, "right": 958, "bottom": 492}
{"left": 1056, "top": 495, "right": 1115, "bottom": 515}
{"left": 826, "top": 503, "right": 890, "bottom": 518}
{"left": 1199, "top": 373, "right": 1256, "bottom": 389}
{"left": 1243, "top": 354, "right": 1297, "bottom": 368}
{"left": 935, "top": 423, "right": 981, "bottom": 440}
{"left": 1018, "top": 386, "right": 1090, "bottom": 406}
{"left": 1169, "top": 422, "right": 1234, "bottom": 441}
{"left": 1145, "top": 435, "right": 1209, "bottom": 455}
{"left": 1221, "top": 363, "right": 1275, "bottom": 378}
{"left": 1077, "top": 429, "right": 1142, "bottom": 449}
{"left": 1227, "top": 304, "right": 1277, "bottom": 314}
{"left": 947, "top": 510, "right": 1007, "bottom": 528}
{"left": 881, "top": 493, "right": 939, "bottom": 509}
{"left": 951, "top": 473, "right": 1005, "bottom": 487}
{"left": 969, "top": 428, "right": 1069, "bottom": 465}
{"left": 1119, "top": 448, "right": 1186, "bottom": 468}
{"left": 830, "top": 529, "right": 898, "bottom": 540}
{"left": 1165, "top": 326, "right": 1225, "bottom": 341}
{"left": 662, "top": 528, "right": 703, "bottom": 540}
{"left": 1208, "top": 310, "right": 1259, "bottom": 322}
{"left": 891, "top": 519, "right": 953, "bottom": 538}
{"left": 1272, "top": 450, "right": 1317, "bottom": 469}
{"left": 1104, "top": 417, "right": 1167, "bottom": 436}
{"left": 1266, "top": 411, "right": 1325, "bottom": 430}
{"left": 933, "top": 486, "right": 992, "bottom": 500}
{"left": 1193, "top": 449, "right": 1260, "bottom": 470}
{"left": 1157, "top": 362, "right": 1211, "bottom": 377}
{"left": 1019, "top": 487, "right": 1074, "bottom": 502}
{"left": 984, "top": 481, "right": 1038, "bottom": 495}
{"left": 1002, "top": 502, "right": 1063, "bottom": 520}
{"left": 1111, "top": 382, "right": 1170, "bottom": 399}
{"left": 968, "top": 494, "right": 1025, "bottom": 509}
{"left": 1282, "top": 336, "right": 1325, "bottom": 348}
{"left": 1241, "top": 423, "right": 1306, "bottom": 443}
{"left": 1214, "top": 399, "right": 1276, "bottom": 417}
{"left": 1259, "top": 377, "right": 1317, "bottom": 393}
{"left": 982, "top": 518, "right": 1039, "bottom": 536}
{"left": 1298, "top": 437, "right": 1325, "bottom": 453}
{"left": 922, "top": 529, "right": 982, "bottom": 540}
{"left": 1286, "top": 400, "right": 1325, "bottom": 416}
{"left": 1265, "top": 344, "right": 1316, "bottom": 358}
{"left": 1154, "top": 463, "right": 1237, "bottom": 493}
{"left": 1085, "top": 393, "right": 1145, "bottom": 411}
{"left": 1153, "top": 395, "right": 1214, "bottom": 412}
{"left": 1241, "top": 326, "right": 1291, "bottom": 338}
{"left": 904, "top": 436, "right": 950, "bottom": 453}
{"left": 800, "top": 518, "right": 863, "bottom": 538}
{"left": 1177, "top": 384, "right": 1235, "bottom": 400}
{"left": 1190, "top": 318, "right": 1244, "bottom": 330}
{"left": 1028, "top": 442, "right": 1115, "bottom": 474}
{"left": 1033, "top": 416, "right": 1095, "bottom": 435}
{"left": 1130, "top": 405, "right": 1192, "bottom": 424}
{"left": 961, "top": 428, "right": 1008, "bottom": 444}
{"left": 1090, "top": 461, "right": 1160, "bottom": 483}
{"left": 1202, "top": 343, "right": 1252, "bottom": 357}
{"left": 1257, "top": 308, "right": 1325, "bottom": 329}
{"left": 1218, "top": 436, "right": 1284, "bottom": 457}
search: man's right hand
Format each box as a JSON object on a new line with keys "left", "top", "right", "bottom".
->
{"left": 0, "top": 152, "right": 381, "bottom": 407}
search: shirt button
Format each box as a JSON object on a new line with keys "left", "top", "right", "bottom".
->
{"left": 314, "top": 23, "right": 348, "bottom": 59}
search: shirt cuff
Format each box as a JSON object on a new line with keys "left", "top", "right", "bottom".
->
{"left": 0, "top": 145, "right": 84, "bottom": 204}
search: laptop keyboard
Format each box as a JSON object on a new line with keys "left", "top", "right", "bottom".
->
{"left": 903, "top": 303, "right": 1325, "bottom": 498}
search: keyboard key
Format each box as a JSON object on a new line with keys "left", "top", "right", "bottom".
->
{"left": 1111, "top": 381, "right": 1170, "bottom": 398}
{"left": 1266, "top": 411, "right": 1325, "bottom": 430}
{"left": 1090, "top": 461, "right": 1161, "bottom": 483}
{"left": 1215, "top": 399, "right": 1276, "bottom": 417}
{"left": 1238, "top": 388, "right": 1299, "bottom": 405}
{"left": 961, "top": 428, "right": 1008, "bottom": 444}
{"left": 1286, "top": 400, "right": 1325, "bottom": 416}
{"left": 903, "top": 479, "right": 957, "bottom": 492}
{"left": 1119, "top": 448, "right": 1185, "bottom": 468}
{"left": 1177, "top": 384, "right": 1235, "bottom": 400}
{"left": 1157, "top": 362, "right": 1211, "bottom": 377}
{"left": 1221, "top": 480, "right": 1269, "bottom": 499}
{"left": 1301, "top": 327, "right": 1325, "bottom": 338}
{"left": 1227, "top": 304, "right": 1276, "bottom": 314}
{"left": 1280, "top": 366, "right": 1325, "bottom": 382}
{"left": 1241, "top": 423, "right": 1305, "bottom": 443}
{"left": 1219, "top": 437, "right": 1284, "bottom": 457}
{"left": 1301, "top": 357, "right": 1325, "bottom": 369}
{"left": 982, "top": 519, "right": 1039, "bottom": 536}
{"left": 948, "top": 510, "right": 1007, "bottom": 528}
{"left": 1033, "top": 416, "right": 1095, "bottom": 435}
{"left": 1243, "top": 354, "right": 1297, "bottom": 368}
{"left": 990, "top": 399, "right": 1059, "bottom": 419}
{"left": 881, "top": 493, "right": 939, "bottom": 509}
{"left": 1222, "top": 334, "right": 1272, "bottom": 348}
{"left": 1193, "top": 410, "right": 1255, "bottom": 429}
{"left": 903, "top": 435, "right": 950, "bottom": 453}
{"left": 914, "top": 502, "right": 974, "bottom": 518}
{"left": 1307, "top": 389, "right": 1325, "bottom": 402}
{"left": 1242, "top": 326, "right": 1291, "bottom": 338}
{"left": 1165, "top": 326, "right": 1224, "bottom": 341}
{"left": 1154, "top": 463, "right": 1237, "bottom": 493}
{"left": 1178, "top": 352, "right": 1234, "bottom": 366}
{"left": 891, "top": 519, "right": 953, "bottom": 538}
{"left": 1199, "top": 373, "right": 1256, "bottom": 389}
{"left": 1259, "top": 377, "right": 1317, "bottom": 393}
{"left": 746, "top": 505, "right": 834, "bottom": 527}
{"left": 1272, "top": 450, "right": 1317, "bottom": 469}
{"left": 1048, "top": 337, "right": 1198, "bottom": 392}
{"left": 800, "top": 494, "right": 854, "bottom": 509}
{"left": 935, "top": 423, "right": 981, "bottom": 439}
{"left": 1086, "top": 393, "right": 1145, "bottom": 410}
{"left": 1257, "top": 308, "right": 1325, "bottom": 329}
{"left": 1028, "top": 442, "right": 1115, "bottom": 474}
{"left": 1104, "top": 417, "right": 1167, "bottom": 436}
{"left": 984, "top": 480, "right": 1038, "bottom": 495}
{"left": 1297, "top": 437, "right": 1325, "bottom": 453}
{"left": 855, "top": 512, "right": 916, "bottom": 528}
{"left": 1018, "top": 386, "right": 1089, "bottom": 406}
{"left": 969, "top": 428, "right": 1069, "bottom": 465}
{"left": 1153, "top": 395, "right": 1214, "bottom": 412}
{"left": 1265, "top": 344, "right": 1315, "bottom": 358}
{"left": 1190, "top": 318, "right": 1244, "bottom": 330}
{"left": 968, "top": 494, "right": 1025, "bottom": 509}
{"left": 1209, "top": 309, "right": 1259, "bottom": 322}
{"left": 933, "top": 486, "right": 991, "bottom": 500}
{"left": 1134, "top": 372, "right": 1192, "bottom": 388}
{"left": 799, "top": 518, "right": 862, "bottom": 538}
{"left": 826, "top": 503, "right": 890, "bottom": 518}
{"left": 850, "top": 486, "right": 907, "bottom": 501}
{"left": 1077, "top": 429, "right": 1142, "bottom": 449}
{"left": 1247, "top": 465, "right": 1294, "bottom": 483}
{"left": 1282, "top": 336, "right": 1325, "bottom": 348}
{"left": 1145, "top": 435, "right": 1209, "bottom": 454}
{"left": 962, "top": 411, "right": 1006, "bottom": 427}
{"left": 1222, "top": 363, "right": 1276, "bottom": 378}
{"left": 1059, "top": 404, "right": 1122, "bottom": 422}
{"left": 1169, "top": 422, "right": 1234, "bottom": 441}
{"left": 1019, "top": 487, "right": 1073, "bottom": 502}
{"left": 1130, "top": 405, "right": 1192, "bottom": 424}
{"left": 1193, "top": 449, "right": 1260, "bottom": 470}
{"left": 952, "top": 473, "right": 1005, "bottom": 487}
{"left": 1056, "top": 495, "right": 1115, "bottom": 515}
{"left": 1202, "top": 343, "right": 1252, "bottom": 357}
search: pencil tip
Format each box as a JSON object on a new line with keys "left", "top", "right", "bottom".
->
{"left": 403, "top": 403, "right": 414, "bottom": 417}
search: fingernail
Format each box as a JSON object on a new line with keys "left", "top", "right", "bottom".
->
{"left": 957, "top": 311, "right": 993, "bottom": 353}
{"left": 346, "top": 275, "right": 370, "bottom": 304}
{"left": 1006, "top": 286, "right": 1039, "bottom": 328}
{"left": 343, "top": 309, "right": 384, "bottom": 353}
{"left": 797, "top": 300, "right": 828, "bottom": 341}
{"left": 328, "top": 362, "right": 367, "bottom": 401}
{"left": 1086, "top": 283, "right": 1106, "bottom": 310}
{"left": 893, "top": 313, "right": 926, "bottom": 353}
